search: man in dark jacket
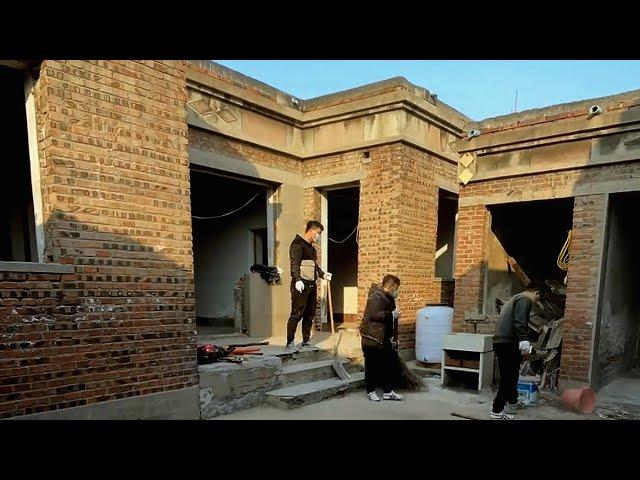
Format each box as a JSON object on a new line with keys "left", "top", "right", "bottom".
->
{"left": 490, "top": 281, "right": 550, "bottom": 419}
{"left": 359, "top": 274, "right": 403, "bottom": 402}
{"left": 285, "top": 220, "right": 332, "bottom": 353}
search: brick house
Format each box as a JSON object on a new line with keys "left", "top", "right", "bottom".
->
{"left": 1, "top": 59, "right": 637, "bottom": 419}
{"left": 453, "top": 92, "right": 640, "bottom": 388}
{"left": 0, "top": 60, "right": 465, "bottom": 419}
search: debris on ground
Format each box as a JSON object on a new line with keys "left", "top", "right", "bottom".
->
{"left": 250, "top": 264, "right": 282, "bottom": 284}
{"left": 197, "top": 342, "right": 266, "bottom": 365}
{"left": 596, "top": 403, "right": 640, "bottom": 420}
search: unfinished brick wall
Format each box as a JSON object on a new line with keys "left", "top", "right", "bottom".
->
{"left": 0, "top": 60, "right": 197, "bottom": 418}
{"left": 453, "top": 161, "right": 636, "bottom": 382}
{"left": 431, "top": 279, "right": 455, "bottom": 307}
{"left": 189, "top": 128, "right": 301, "bottom": 175}
{"left": 303, "top": 144, "right": 458, "bottom": 348}
{"left": 562, "top": 194, "right": 607, "bottom": 383}
{"left": 452, "top": 204, "right": 491, "bottom": 334}
{"left": 460, "top": 161, "right": 640, "bottom": 202}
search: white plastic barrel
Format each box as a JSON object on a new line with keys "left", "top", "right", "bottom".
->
{"left": 415, "top": 303, "right": 454, "bottom": 364}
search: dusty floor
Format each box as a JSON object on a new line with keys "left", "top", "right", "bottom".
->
{"left": 211, "top": 378, "right": 598, "bottom": 421}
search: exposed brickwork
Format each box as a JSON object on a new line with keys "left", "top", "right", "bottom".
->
{"left": 0, "top": 60, "right": 197, "bottom": 418}
{"left": 454, "top": 161, "right": 624, "bottom": 382}
{"left": 452, "top": 205, "right": 490, "bottom": 334}
{"left": 562, "top": 194, "right": 607, "bottom": 383}
{"left": 189, "top": 128, "right": 301, "bottom": 175}
{"left": 431, "top": 279, "right": 455, "bottom": 307}
{"left": 302, "top": 144, "right": 458, "bottom": 349}
{"left": 461, "top": 161, "right": 640, "bottom": 201}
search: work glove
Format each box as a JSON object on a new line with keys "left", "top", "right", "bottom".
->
{"left": 324, "top": 272, "right": 332, "bottom": 282}
{"left": 295, "top": 280, "right": 305, "bottom": 293}
{"left": 519, "top": 340, "right": 532, "bottom": 354}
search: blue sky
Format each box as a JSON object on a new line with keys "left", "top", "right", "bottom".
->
{"left": 214, "top": 61, "right": 640, "bottom": 121}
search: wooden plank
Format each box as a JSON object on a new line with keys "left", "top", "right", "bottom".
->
{"left": 507, "top": 257, "right": 530, "bottom": 286}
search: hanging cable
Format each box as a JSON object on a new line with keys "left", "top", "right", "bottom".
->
{"left": 192, "top": 192, "right": 261, "bottom": 220}
{"left": 557, "top": 229, "right": 572, "bottom": 271}
{"left": 328, "top": 224, "right": 359, "bottom": 244}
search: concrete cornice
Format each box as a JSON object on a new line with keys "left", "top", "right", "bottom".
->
{"left": 184, "top": 61, "right": 467, "bottom": 162}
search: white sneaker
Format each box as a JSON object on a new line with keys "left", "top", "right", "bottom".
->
{"left": 490, "top": 411, "right": 514, "bottom": 420}
{"left": 382, "top": 391, "right": 403, "bottom": 401}
{"left": 504, "top": 402, "right": 527, "bottom": 413}
{"left": 367, "top": 391, "right": 381, "bottom": 402}
{"left": 284, "top": 342, "right": 299, "bottom": 354}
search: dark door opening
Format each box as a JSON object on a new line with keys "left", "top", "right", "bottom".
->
{"left": 190, "top": 169, "right": 269, "bottom": 336}
{"left": 486, "top": 198, "right": 574, "bottom": 315}
{"left": 326, "top": 186, "right": 360, "bottom": 329}
{"left": 593, "top": 191, "right": 640, "bottom": 390}
{"left": 0, "top": 65, "right": 37, "bottom": 262}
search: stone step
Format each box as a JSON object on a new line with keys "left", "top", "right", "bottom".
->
{"left": 266, "top": 372, "right": 365, "bottom": 409}
{"left": 281, "top": 359, "right": 361, "bottom": 387}
{"left": 274, "top": 347, "right": 334, "bottom": 366}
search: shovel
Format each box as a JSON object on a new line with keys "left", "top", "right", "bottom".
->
{"left": 327, "top": 280, "right": 351, "bottom": 381}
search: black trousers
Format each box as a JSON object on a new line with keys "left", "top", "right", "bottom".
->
{"left": 286, "top": 282, "right": 317, "bottom": 345}
{"left": 362, "top": 341, "right": 393, "bottom": 394}
{"left": 492, "top": 342, "right": 522, "bottom": 413}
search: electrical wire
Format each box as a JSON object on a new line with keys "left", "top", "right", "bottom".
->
{"left": 192, "top": 192, "right": 261, "bottom": 220}
{"left": 557, "top": 229, "right": 572, "bottom": 271}
{"left": 328, "top": 224, "right": 359, "bottom": 244}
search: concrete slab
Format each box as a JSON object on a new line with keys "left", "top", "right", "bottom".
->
{"left": 597, "top": 376, "right": 640, "bottom": 407}
{"left": 8, "top": 386, "right": 200, "bottom": 420}
{"left": 266, "top": 373, "right": 365, "bottom": 409}
{"left": 213, "top": 378, "right": 599, "bottom": 421}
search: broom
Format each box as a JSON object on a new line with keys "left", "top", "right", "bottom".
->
{"left": 391, "top": 315, "right": 425, "bottom": 391}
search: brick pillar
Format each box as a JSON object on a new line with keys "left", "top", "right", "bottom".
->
{"left": 561, "top": 194, "right": 607, "bottom": 384}
{"left": 303, "top": 187, "right": 323, "bottom": 329}
{"left": 452, "top": 204, "right": 490, "bottom": 334}
{"left": 355, "top": 144, "right": 444, "bottom": 349}
{"left": 392, "top": 145, "right": 440, "bottom": 349}
{"left": 357, "top": 144, "right": 404, "bottom": 320}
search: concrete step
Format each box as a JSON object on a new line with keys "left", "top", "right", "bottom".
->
{"left": 281, "top": 359, "right": 361, "bottom": 387}
{"left": 274, "top": 347, "right": 334, "bottom": 366}
{"left": 266, "top": 372, "right": 365, "bottom": 409}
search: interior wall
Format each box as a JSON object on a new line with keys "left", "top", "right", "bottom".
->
{"left": 435, "top": 190, "right": 458, "bottom": 279}
{"left": 596, "top": 192, "right": 640, "bottom": 387}
{"left": 0, "top": 65, "right": 35, "bottom": 262}
{"left": 486, "top": 227, "right": 526, "bottom": 314}
{"left": 327, "top": 187, "right": 359, "bottom": 319}
{"left": 191, "top": 171, "right": 267, "bottom": 320}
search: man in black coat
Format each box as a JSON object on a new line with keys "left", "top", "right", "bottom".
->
{"left": 285, "top": 220, "right": 332, "bottom": 353}
{"left": 359, "top": 274, "right": 403, "bottom": 402}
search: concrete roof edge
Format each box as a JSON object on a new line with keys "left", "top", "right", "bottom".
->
{"left": 301, "top": 76, "right": 472, "bottom": 126}
{"left": 185, "top": 61, "right": 471, "bottom": 129}
{"left": 186, "top": 60, "right": 303, "bottom": 110}
{"left": 467, "top": 88, "right": 640, "bottom": 131}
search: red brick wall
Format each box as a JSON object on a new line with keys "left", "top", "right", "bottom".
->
{"left": 562, "top": 194, "right": 607, "bottom": 382}
{"left": 454, "top": 161, "right": 623, "bottom": 382}
{"left": 189, "top": 128, "right": 301, "bottom": 174}
{"left": 452, "top": 204, "right": 491, "bottom": 334}
{"left": 432, "top": 279, "right": 455, "bottom": 307}
{"left": 303, "top": 144, "right": 457, "bottom": 349}
{"left": 0, "top": 60, "right": 197, "bottom": 418}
